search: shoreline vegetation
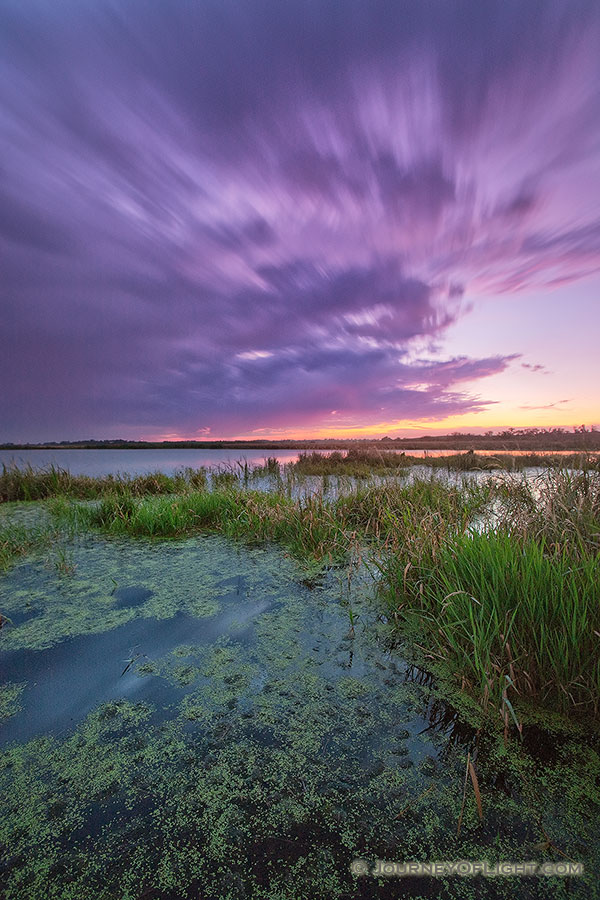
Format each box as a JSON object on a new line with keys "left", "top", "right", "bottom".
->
{"left": 1, "top": 453, "right": 599, "bottom": 728}
{"left": 1, "top": 447, "right": 599, "bottom": 505}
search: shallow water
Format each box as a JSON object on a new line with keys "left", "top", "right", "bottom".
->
{"left": 0, "top": 531, "right": 598, "bottom": 899}
{"left": 0, "top": 447, "right": 591, "bottom": 477}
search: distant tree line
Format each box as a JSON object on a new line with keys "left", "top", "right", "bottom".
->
{"left": 1, "top": 425, "right": 599, "bottom": 452}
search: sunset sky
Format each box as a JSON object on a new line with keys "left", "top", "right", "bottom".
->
{"left": 1, "top": 0, "right": 599, "bottom": 442}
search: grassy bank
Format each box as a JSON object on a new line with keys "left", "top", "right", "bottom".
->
{"left": 0, "top": 462, "right": 207, "bottom": 503}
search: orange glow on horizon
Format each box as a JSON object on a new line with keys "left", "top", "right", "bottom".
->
{"left": 147, "top": 408, "right": 600, "bottom": 443}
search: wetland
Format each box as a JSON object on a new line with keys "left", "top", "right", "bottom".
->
{"left": 0, "top": 452, "right": 599, "bottom": 899}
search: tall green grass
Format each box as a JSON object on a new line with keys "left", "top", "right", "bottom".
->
{"left": 293, "top": 447, "right": 411, "bottom": 476}
{"left": 493, "top": 468, "right": 600, "bottom": 555}
{"left": 376, "top": 468, "right": 600, "bottom": 719}
{"left": 380, "top": 531, "right": 600, "bottom": 716}
{"left": 335, "top": 476, "right": 487, "bottom": 541}
{"left": 76, "top": 488, "right": 345, "bottom": 566}
{"left": 419, "top": 451, "right": 599, "bottom": 472}
{"left": 54, "top": 476, "right": 489, "bottom": 570}
{"left": 3, "top": 455, "right": 597, "bottom": 504}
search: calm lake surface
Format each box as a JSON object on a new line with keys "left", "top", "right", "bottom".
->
{"left": 0, "top": 447, "right": 584, "bottom": 477}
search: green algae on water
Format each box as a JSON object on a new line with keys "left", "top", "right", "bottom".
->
{"left": 0, "top": 681, "right": 27, "bottom": 720}
{"left": 0, "top": 533, "right": 299, "bottom": 652}
{"left": 1, "top": 509, "right": 599, "bottom": 898}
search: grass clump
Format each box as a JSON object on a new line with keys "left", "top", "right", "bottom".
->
{"left": 335, "top": 476, "right": 489, "bottom": 542}
{"left": 291, "top": 449, "right": 599, "bottom": 475}
{"left": 248, "top": 457, "right": 281, "bottom": 478}
{"left": 420, "top": 451, "right": 599, "bottom": 472}
{"left": 211, "top": 470, "right": 239, "bottom": 490}
{"left": 494, "top": 468, "right": 600, "bottom": 555}
{"left": 377, "top": 469, "right": 600, "bottom": 720}
{"left": 67, "top": 489, "right": 346, "bottom": 566}
{"left": 381, "top": 531, "right": 600, "bottom": 717}
{"left": 293, "top": 447, "right": 411, "bottom": 476}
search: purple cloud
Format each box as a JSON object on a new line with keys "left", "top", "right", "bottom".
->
{"left": 0, "top": 0, "right": 599, "bottom": 439}
{"left": 519, "top": 399, "right": 572, "bottom": 411}
{"left": 521, "top": 363, "right": 549, "bottom": 374}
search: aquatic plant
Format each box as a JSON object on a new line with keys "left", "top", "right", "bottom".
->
{"left": 290, "top": 448, "right": 599, "bottom": 476}
{"left": 0, "top": 521, "right": 55, "bottom": 572}
{"left": 249, "top": 456, "right": 281, "bottom": 478}
{"left": 0, "top": 462, "right": 207, "bottom": 503}
{"left": 211, "top": 470, "right": 240, "bottom": 490}
{"left": 345, "top": 605, "right": 359, "bottom": 638}
{"left": 51, "top": 546, "right": 76, "bottom": 575}
{"left": 492, "top": 467, "right": 600, "bottom": 555}
{"left": 293, "top": 447, "right": 412, "bottom": 476}
{"left": 8, "top": 463, "right": 600, "bottom": 722}
{"left": 2, "top": 468, "right": 600, "bottom": 897}
{"left": 53, "top": 477, "right": 489, "bottom": 573}
{"left": 378, "top": 529, "right": 600, "bottom": 718}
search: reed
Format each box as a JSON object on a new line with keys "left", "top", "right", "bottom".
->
{"left": 292, "top": 447, "right": 411, "bottom": 476}
{"left": 68, "top": 488, "right": 347, "bottom": 565}
{"left": 53, "top": 476, "right": 490, "bottom": 575}
{"left": 379, "top": 531, "right": 600, "bottom": 717}
{"left": 290, "top": 448, "right": 599, "bottom": 475}
{"left": 418, "top": 451, "right": 599, "bottom": 472}
{"left": 376, "top": 468, "right": 600, "bottom": 719}
{"left": 0, "top": 463, "right": 207, "bottom": 502}
{"left": 492, "top": 468, "right": 600, "bottom": 555}
{"left": 249, "top": 457, "right": 281, "bottom": 478}
{"left": 334, "top": 476, "right": 490, "bottom": 541}
{"left": 3, "top": 455, "right": 596, "bottom": 504}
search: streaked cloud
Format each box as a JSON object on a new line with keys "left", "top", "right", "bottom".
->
{"left": 0, "top": 0, "right": 598, "bottom": 439}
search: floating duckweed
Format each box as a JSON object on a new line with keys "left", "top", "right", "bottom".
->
{"left": 0, "top": 681, "right": 27, "bottom": 720}
{"left": 1, "top": 499, "right": 599, "bottom": 898}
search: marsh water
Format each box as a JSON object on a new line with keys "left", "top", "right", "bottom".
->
{"left": 0, "top": 447, "right": 586, "bottom": 477}
{"left": 1, "top": 504, "right": 598, "bottom": 898}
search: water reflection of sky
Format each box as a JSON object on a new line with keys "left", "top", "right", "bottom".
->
{"left": 0, "top": 448, "right": 594, "bottom": 478}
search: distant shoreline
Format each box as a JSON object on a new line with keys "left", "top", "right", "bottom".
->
{"left": 1, "top": 434, "right": 599, "bottom": 453}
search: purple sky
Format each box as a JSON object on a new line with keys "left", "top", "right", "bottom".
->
{"left": 1, "top": 0, "right": 599, "bottom": 441}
